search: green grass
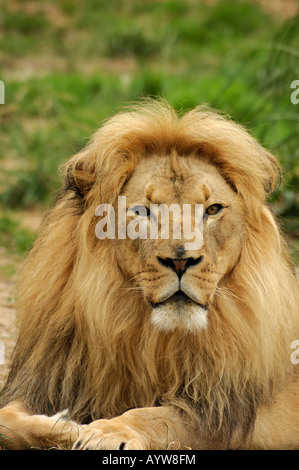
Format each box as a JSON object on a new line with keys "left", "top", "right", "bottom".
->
{"left": 0, "top": 212, "right": 36, "bottom": 255}
{"left": 0, "top": 0, "right": 298, "bottom": 259}
{"left": 0, "top": 211, "right": 36, "bottom": 279}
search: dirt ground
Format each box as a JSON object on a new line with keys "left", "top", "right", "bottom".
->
{"left": 0, "top": 211, "right": 44, "bottom": 389}
{"left": 0, "top": 276, "right": 17, "bottom": 389}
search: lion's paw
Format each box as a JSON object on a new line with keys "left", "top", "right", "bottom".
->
{"left": 72, "top": 420, "right": 146, "bottom": 450}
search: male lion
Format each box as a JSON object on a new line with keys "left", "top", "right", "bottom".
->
{"left": 0, "top": 100, "right": 298, "bottom": 450}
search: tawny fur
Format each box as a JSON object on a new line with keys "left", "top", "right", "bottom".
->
{"left": 0, "top": 99, "right": 298, "bottom": 449}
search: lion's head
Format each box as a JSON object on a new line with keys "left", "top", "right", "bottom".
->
{"left": 115, "top": 153, "right": 246, "bottom": 333}
{"left": 2, "top": 100, "right": 298, "bottom": 446}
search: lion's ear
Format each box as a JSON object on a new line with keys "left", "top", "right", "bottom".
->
{"left": 263, "top": 150, "right": 282, "bottom": 197}
{"left": 62, "top": 151, "right": 97, "bottom": 206}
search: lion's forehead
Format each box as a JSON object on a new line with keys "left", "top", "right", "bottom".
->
{"left": 122, "top": 154, "right": 235, "bottom": 205}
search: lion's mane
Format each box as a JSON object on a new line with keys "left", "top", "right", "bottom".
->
{"left": 2, "top": 100, "right": 298, "bottom": 446}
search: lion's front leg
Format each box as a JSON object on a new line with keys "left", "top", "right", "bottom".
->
{"left": 72, "top": 406, "right": 197, "bottom": 450}
{"left": 248, "top": 379, "right": 299, "bottom": 450}
{"left": 0, "top": 401, "right": 82, "bottom": 450}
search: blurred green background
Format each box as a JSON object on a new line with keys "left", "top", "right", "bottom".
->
{"left": 0, "top": 0, "right": 298, "bottom": 273}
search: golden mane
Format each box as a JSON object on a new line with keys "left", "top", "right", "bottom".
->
{"left": 2, "top": 100, "right": 298, "bottom": 446}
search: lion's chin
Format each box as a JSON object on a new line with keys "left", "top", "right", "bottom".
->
{"left": 150, "top": 301, "right": 208, "bottom": 333}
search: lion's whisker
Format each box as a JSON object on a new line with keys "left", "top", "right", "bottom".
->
{"left": 214, "top": 285, "right": 243, "bottom": 302}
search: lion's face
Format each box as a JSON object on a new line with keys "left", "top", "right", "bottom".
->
{"left": 115, "top": 153, "right": 246, "bottom": 333}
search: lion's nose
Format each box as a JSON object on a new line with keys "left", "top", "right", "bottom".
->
{"left": 157, "top": 256, "right": 203, "bottom": 279}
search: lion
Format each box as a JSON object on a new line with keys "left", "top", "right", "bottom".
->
{"left": 0, "top": 99, "right": 298, "bottom": 450}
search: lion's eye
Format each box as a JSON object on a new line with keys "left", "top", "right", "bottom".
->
{"left": 206, "top": 204, "right": 223, "bottom": 216}
{"left": 128, "top": 205, "right": 150, "bottom": 217}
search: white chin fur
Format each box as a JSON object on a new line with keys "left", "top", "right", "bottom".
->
{"left": 151, "top": 303, "right": 208, "bottom": 333}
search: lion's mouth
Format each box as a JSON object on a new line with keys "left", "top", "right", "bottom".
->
{"left": 150, "top": 290, "right": 208, "bottom": 311}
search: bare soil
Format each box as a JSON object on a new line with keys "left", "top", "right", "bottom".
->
{"left": 0, "top": 210, "right": 44, "bottom": 389}
{"left": 0, "top": 276, "right": 17, "bottom": 389}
